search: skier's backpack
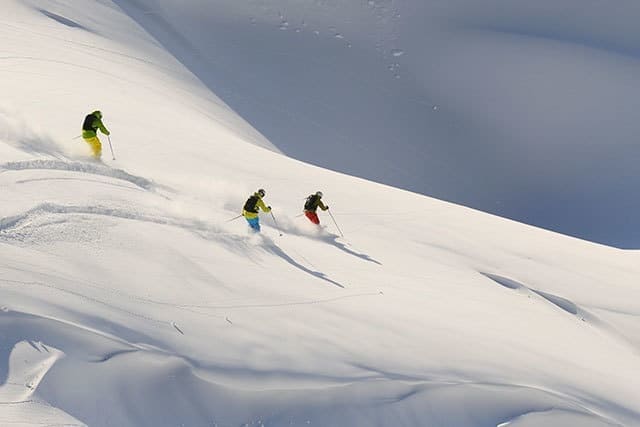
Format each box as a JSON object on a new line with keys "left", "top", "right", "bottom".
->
{"left": 244, "top": 195, "right": 260, "bottom": 213}
{"left": 304, "top": 194, "right": 319, "bottom": 211}
{"left": 82, "top": 114, "right": 96, "bottom": 132}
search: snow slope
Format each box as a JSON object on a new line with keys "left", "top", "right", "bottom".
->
{"left": 1, "top": 1, "right": 639, "bottom": 426}
{"left": 110, "top": 0, "right": 640, "bottom": 248}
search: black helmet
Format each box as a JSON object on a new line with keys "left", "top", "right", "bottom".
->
{"left": 258, "top": 189, "right": 266, "bottom": 197}
{"left": 315, "top": 191, "right": 323, "bottom": 198}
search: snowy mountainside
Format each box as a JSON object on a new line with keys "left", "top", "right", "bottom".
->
{"left": 1, "top": 1, "right": 640, "bottom": 426}
{"left": 111, "top": 0, "right": 640, "bottom": 248}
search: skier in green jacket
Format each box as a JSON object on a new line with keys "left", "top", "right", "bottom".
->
{"left": 304, "top": 191, "right": 328, "bottom": 224}
{"left": 81, "top": 110, "right": 110, "bottom": 159}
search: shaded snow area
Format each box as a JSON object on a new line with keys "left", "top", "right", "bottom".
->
{"left": 1, "top": 1, "right": 639, "bottom": 426}
{"left": 111, "top": 0, "right": 640, "bottom": 248}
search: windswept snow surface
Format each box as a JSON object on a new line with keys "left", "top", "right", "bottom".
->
{"left": 1, "top": 1, "right": 639, "bottom": 426}
{"left": 111, "top": 0, "right": 640, "bottom": 248}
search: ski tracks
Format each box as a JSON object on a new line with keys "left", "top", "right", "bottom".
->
{"left": 1, "top": 159, "right": 160, "bottom": 191}
{"left": 0, "top": 159, "right": 208, "bottom": 244}
{"left": 0, "top": 202, "right": 195, "bottom": 236}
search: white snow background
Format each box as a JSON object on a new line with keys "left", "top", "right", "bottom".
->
{"left": 0, "top": 1, "right": 639, "bottom": 426}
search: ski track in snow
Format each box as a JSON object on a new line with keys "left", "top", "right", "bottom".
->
{"left": 0, "top": 202, "right": 204, "bottom": 235}
{"left": 1, "top": 277, "right": 171, "bottom": 327}
{"left": 1, "top": 273, "right": 382, "bottom": 338}
{"left": 1, "top": 259, "right": 380, "bottom": 314}
{"left": 0, "top": 200, "right": 250, "bottom": 253}
{"left": 14, "top": 175, "right": 147, "bottom": 192}
{"left": 0, "top": 159, "right": 161, "bottom": 192}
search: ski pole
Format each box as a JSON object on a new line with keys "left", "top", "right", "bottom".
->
{"left": 270, "top": 211, "right": 283, "bottom": 236}
{"left": 107, "top": 135, "right": 116, "bottom": 160}
{"left": 72, "top": 135, "right": 82, "bottom": 140}
{"left": 327, "top": 209, "right": 344, "bottom": 237}
{"left": 226, "top": 214, "right": 243, "bottom": 222}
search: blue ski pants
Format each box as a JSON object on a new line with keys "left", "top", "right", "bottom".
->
{"left": 245, "top": 216, "right": 260, "bottom": 232}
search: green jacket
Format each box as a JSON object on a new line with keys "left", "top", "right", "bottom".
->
{"left": 305, "top": 195, "right": 328, "bottom": 212}
{"left": 82, "top": 113, "right": 110, "bottom": 139}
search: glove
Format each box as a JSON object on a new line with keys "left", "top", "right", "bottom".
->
{"left": 267, "top": 206, "right": 272, "bottom": 212}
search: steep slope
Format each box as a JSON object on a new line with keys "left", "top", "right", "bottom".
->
{"left": 1, "top": 1, "right": 639, "bottom": 426}
{"left": 109, "top": 0, "right": 640, "bottom": 248}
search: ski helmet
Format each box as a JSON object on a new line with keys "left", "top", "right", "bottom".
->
{"left": 258, "top": 189, "right": 266, "bottom": 197}
{"left": 315, "top": 191, "right": 323, "bottom": 198}
{"left": 93, "top": 110, "right": 102, "bottom": 119}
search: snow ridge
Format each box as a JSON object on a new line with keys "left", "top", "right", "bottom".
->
{"left": 1, "top": 160, "right": 157, "bottom": 191}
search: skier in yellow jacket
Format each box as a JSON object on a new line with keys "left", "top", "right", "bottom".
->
{"left": 81, "top": 110, "right": 110, "bottom": 159}
{"left": 242, "top": 189, "right": 271, "bottom": 232}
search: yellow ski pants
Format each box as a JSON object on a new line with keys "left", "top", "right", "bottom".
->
{"left": 83, "top": 136, "right": 102, "bottom": 158}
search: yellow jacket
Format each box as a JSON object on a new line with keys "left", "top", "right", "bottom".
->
{"left": 242, "top": 193, "right": 271, "bottom": 219}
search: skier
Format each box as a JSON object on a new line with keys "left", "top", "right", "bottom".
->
{"left": 242, "top": 189, "right": 271, "bottom": 232}
{"left": 303, "top": 191, "right": 329, "bottom": 225}
{"left": 81, "top": 110, "right": 110, "bottom": 159}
